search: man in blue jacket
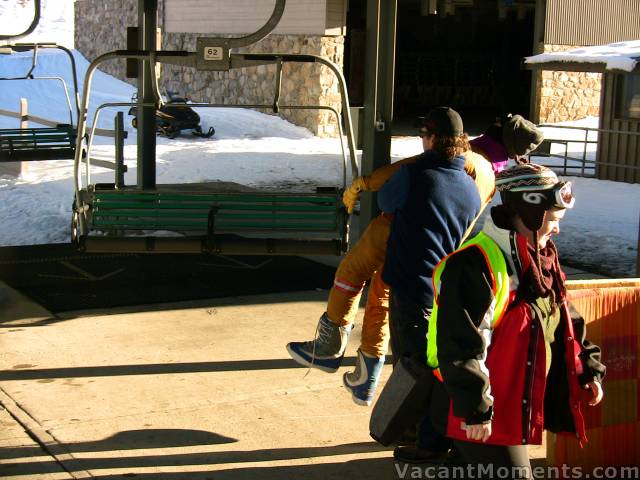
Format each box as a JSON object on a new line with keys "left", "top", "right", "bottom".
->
{"left": 379, "top": 106, "right": 482, "bottom": 463}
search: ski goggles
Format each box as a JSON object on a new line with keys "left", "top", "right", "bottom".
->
{"left": 508, "top": 180, "right": 575, "bottom": 210}
{"left": 551, "top": 181, "right": 575, "bottom": 209}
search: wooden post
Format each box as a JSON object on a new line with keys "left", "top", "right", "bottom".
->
{"left": 20, "top": 98, "right": 28, "bottom": 129}
{"left": 115, "top": 112, "right": 127, "bottom": 189}
{"left": 637, "top": 210, "right": 640, "bottom": 276}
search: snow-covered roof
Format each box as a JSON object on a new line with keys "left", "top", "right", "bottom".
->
{"left": 524, "top": 40, "right": 640, "bottom": 73}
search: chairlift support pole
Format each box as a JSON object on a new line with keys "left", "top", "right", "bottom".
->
{"left": 115, "top": 112, "right": 126, "bottom": 188}
{"left": 137, "top": 0, "right": 158, "bottom": 189}
{"left": 360, "top": 0, "right": 397, "bottom": 232}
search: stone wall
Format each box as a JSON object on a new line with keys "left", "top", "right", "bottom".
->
{"left": 74, "top": 0, "right": 344, "bottom": 136}
{"left": 74, "top": 0, "right": 139, "bottom": 82}
{"left": 162, "top": 34, "right": 344, "bottom": 137}
{"left": 538, "top": 44, "right": 602, "bottom": 123}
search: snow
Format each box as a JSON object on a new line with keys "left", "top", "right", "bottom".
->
{"left": 0, "top": 49, "right": 135, "bottom": 131}
{"left": 533, "top": 116, "right": 600, "bottom": 176}
{"left": 0, "top": 7, "right": 638, "bottom": 278}
{"left": 524, "top": 40, "right": 640, "bottom": 72}
{"left": 0, "top": 0, "right": 74, "bottom": 48}
{"left": 477, "top": 174, "right": 639, "bottom": 278}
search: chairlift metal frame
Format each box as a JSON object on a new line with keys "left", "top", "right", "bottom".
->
{"left": 0, "top": 43, "right": 80, "bottom": 122}
{"left": 0, "top": 42, "right": 81, "bottom": 162}
{"left": 72, "top": 0, "right": 359, "bottom": 256}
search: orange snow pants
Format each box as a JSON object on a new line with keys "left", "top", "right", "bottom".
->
{"left": 326, "top": 213, "right": 391, "bottom": 357}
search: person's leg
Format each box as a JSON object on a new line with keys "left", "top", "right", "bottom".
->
{"left": 411, "top": 307, "right": 451, "bottom": 454}
{"left": 287, "top": 215, "right": 390, "bottom": 372}
{"left": 360, "top": 270, "right": 390, "bottom": 357}
{"left": 343, "top": 270, "right": 389, "bottom": 405}
{"left": 388, "top": 289, "right": 430, "bottom": 360}
{"left": 389, "top": 297, "right": 450, "bottom": 461}
{"left": 415, "top": 414, "right": 450, "bottom": 454}
{"left": 452, "top": 441, "right": 532, "bottom": 479}
{"left": 388, "top": 290, "right": 402, "bottom": 367}
{"left": 326, "top": 283, "right": 362, "bottom": 328}
{"left": 327, "top": 215, "right": 391, "bottom": 326}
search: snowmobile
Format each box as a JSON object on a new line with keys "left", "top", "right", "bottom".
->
{"left": 128, "top": 92, "right": 215, "bottom": 139}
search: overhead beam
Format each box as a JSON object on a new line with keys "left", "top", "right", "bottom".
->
{"left": 524, "top": 60, "right": 640, "bottom": 74}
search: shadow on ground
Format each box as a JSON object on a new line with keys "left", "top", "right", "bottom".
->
{"left": 0, "top": 244, "right": 336, "bottom": 315}
{"left": 0, "top": 430, "right": 391, "bottom": 479}
{"left": 0, "top": 356, "right": 363, "bottom": 381}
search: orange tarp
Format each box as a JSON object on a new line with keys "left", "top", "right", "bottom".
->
{"left": 547, "top": 279, "right": 640, "bottom": 468}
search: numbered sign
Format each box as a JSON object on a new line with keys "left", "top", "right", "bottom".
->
{"left": 204, "top": 46, "right": 223, "bottom": 61}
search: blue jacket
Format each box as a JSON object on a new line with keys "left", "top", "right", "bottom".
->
{"left": 379, "top": 150, "right": 481, "bottom": 306}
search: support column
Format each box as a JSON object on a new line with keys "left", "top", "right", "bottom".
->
{"left": 359, "top": 0, "right": 397, "bottom": 234}
{"left": 137, "top": 0, "right": 158, "bottom": 189}
{"left": 529, "top": 0, "right": 547, "bottom": 122}
{"left": 637, "top": 211, "right": 640, "bottom": 276}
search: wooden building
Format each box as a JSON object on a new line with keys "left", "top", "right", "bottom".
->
{"left": 528, "top": 0, "right": 640, "bottom": 125}
{"left": 526, "top": 42, "right": 640, "bottom": 184}
{"left": 163, "top": 0, "right": 346, "bottom": 36}
{"left": 600, "top": 68, "right": 640, "bottom": 183}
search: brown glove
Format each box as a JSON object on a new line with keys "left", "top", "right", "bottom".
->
{"left": 342, "top": 176, "right": 368, "bottom": 214}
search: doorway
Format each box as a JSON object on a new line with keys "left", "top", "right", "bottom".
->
{"left": 344, "top": 0, "right": 537, "bottom": 136}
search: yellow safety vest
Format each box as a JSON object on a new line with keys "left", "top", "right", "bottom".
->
{"left": 426, "top": 232, "right": 511, "bottom": 378}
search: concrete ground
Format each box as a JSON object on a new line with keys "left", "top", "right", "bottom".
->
{"left": 0, "top": 286, "right": 394, "bottom": 479}
{"left": 0, "top": 274, "right": 556, "bottom": 480}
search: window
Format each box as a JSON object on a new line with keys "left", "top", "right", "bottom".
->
{"left": 617, "top": 72, "right": 640, "bottom": 120}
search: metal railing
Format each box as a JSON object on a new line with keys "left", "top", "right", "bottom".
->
{"left": 535, "top": 123, "right": 640, "bottom": 276}
{"left": 533, "top": 124, "right": 640, "bottom": 178}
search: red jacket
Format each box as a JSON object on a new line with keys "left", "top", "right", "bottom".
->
{"left": 430, "top": 218, "right": 605, "bottom": 446}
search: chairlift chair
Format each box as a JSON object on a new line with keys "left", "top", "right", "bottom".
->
{"left": 71, "top": 0, "right": 359, "bottom": 257}
{"left": 0, "top": 42, "right": 81, "bottom": 162}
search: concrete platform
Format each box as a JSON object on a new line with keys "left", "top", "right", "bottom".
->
{"left": 0, "top": 290, "right": 398, "bottom": 479}
{"left": 0, "top": 287, "right": 550, "bottom": 479}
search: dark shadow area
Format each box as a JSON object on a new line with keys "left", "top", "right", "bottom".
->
{"left": 0, "top": 356, "right": 362, "bottom": 381}
{"left": 0, "top": 429, "right": 549, "bottom": 479}
{"left": 530, "top": 457, "right": 545, "bottom": 469}
{"left": 0, "top": 459, "right": 69, "bottom": 478}
{"left": 0, "top": 429, "right": 237, "bottom": 462}
{"left": 79, "top": 457, "right": 551, "bottom": 480}
{"left": 0, "top": 244, "right": 336, "bottom": 315}
{"left": 0, "top": 287, "right": 336, "bottom": 327}
{"left": 346, "top": 0, "right": 536, "bottom": 136}
{"left": 77, "top": 429, "right": 238, "bottom": 451}
{"left": 0, "top": 437, "right": 389, "bottom": 478}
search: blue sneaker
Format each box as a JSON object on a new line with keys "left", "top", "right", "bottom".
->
{"left": 286, "top": 313, "right": 353, "bottom": 373}
{"left": 343, "top": 348, "right": 385, "bottom": 406}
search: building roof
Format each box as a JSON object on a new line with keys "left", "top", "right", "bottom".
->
{"left": 524, "top": 40, "right": 640, "bottom": 73}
